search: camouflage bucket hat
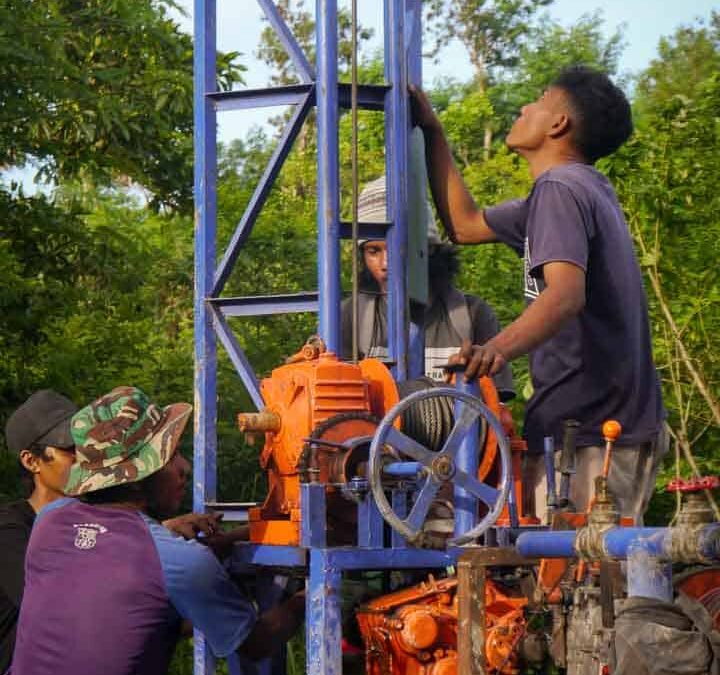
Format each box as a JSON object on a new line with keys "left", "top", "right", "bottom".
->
{"left": 65, "top": 386, "right": 192, "bottom": 496}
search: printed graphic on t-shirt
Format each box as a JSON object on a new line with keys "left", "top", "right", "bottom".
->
{"left": 367, "top": 345, "right": 389, "bottom": 360}
{"left": 73, "top": 522, "right": 108, "bottom": 550}
{"left": 523, "top": 237, "right": 543, "bottom": 302}
{"left": 425, "top": 347, "right": 459, "bottom": 382}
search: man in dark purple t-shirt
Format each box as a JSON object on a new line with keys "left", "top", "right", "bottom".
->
{"left": 411, "top": 66, "right": 666, "bottom": 523}
{"left": 11, "top": 386, "right": 304, "bottom": 675}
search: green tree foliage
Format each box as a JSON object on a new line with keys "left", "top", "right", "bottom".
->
{"left": 604, "top": 20, "right": 720, "bottom": 496}
{"left": 0, "top": 0, "right": 243, "bottom": 210}
{"left": 1, "top": 10, "right": 718, "bottom": 670}
{"left": 0, "top": 0, "right": 241, "bottom": 498}
{"left": 489, "top": 12, "right": 625, "bottom": 135}
{"left": 423, "top": 0, "right": 554, "bottom": 88}
{"left": 634, "top": 12, "right": 720, "bottom": 114}
{"left": 256, "top": 0, "right": 373, "bottom": 86}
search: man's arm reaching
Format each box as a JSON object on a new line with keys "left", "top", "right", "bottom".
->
{"left": 453, "top": 261, "right": 586, "bottom": 380}
{"left": 410, "top": 85, "right": 497, "bottom": 245}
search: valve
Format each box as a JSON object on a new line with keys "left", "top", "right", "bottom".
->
{"left": 667, "top": 476, "right": 720, "bottom": 493}
{"left": 368, "top": 387, "right": 511, "bottom": 546}
{"left": 668, "top": 476, "right": 720, "bottom": 527}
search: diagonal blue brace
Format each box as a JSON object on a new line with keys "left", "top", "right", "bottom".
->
{"left": 209, "top": 305, "right": 264, "bottom": 410}
{"left": 213, "top": 91, "right": 314, "bottom": 295}
{"left": 257, "top": 0, "right": 315, "bottom": 83}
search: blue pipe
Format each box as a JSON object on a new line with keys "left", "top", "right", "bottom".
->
{"left": 517, "top": 530, "right": 576, "bottom": 558}
{"left": 603, "top": 527, "right": 666, "bottom": 557}
{"left": 626, "top": 535, "right": 673, "bottom": 601}
{"left": 383, "top": 462, "right": 422, "bottom": 478}
{"left": 516, "top": 524, "right": 720, "bottom": 561}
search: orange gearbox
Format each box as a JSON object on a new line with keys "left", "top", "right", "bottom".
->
{"left": 237, "top": 345, "right": 399, "bottom": 546}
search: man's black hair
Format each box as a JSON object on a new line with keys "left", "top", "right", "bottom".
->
{"left": 552, "top": 65, "right": 633, "bottom": 163}
{"left": 358, "top": 243, "right": 460, "bottom": 295}
{"left": 18, "top": 444, "right": 52, "bottom": 496}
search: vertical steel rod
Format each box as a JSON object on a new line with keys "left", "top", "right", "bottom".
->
{"left": 384, "top": 0, "right": 409, "bottom": 380}
{"left": 350, "top": 0, "right": 360, "bottom": 362}
{"left": 193, "top": 0, "right": 218, "bottom": 673}
{"left": 406, "top": 0, "right": 425, "bottom": 378}
{"left": 316, "top": 0, "right": 341, "bottom": 353}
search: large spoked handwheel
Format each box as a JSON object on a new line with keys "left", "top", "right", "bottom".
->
{"left": 368, "top": 387, "right": 512, "bottom": 547}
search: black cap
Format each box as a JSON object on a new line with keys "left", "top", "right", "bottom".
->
{"left": 5, "top": 390, "right": 78, "bottom": 454}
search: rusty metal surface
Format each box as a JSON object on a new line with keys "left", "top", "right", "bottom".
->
{"left": 457, "top": 548, "right": 538, "bottom": 675}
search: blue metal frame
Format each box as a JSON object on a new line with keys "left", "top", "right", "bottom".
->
{"left": 193, "top": 2, "right": 470, "bottom": 674}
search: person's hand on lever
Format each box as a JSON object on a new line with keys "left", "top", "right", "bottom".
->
{"left": 447, "top": 339, "right": 508, "bottom": 382}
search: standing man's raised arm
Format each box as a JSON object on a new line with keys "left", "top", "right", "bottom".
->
{"left": 410, "top": 85, "right": 497, "bottom": 245}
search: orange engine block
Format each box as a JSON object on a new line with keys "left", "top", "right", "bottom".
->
{"left": 237, "top": 348, "right": 399, "bottom": 546}
{"left": 356, "top": 575, "right": 528, "bottom": 675}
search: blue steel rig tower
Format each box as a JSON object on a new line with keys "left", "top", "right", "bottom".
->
{"left": 192, "top": 2, "right": 512, "bottom": 674}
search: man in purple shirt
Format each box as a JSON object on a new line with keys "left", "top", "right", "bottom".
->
{"left": 11, "top": 386, "right": 304, "bottom": 675}
{"left": 411, "top": 66, "right": 666, "bottom": 522}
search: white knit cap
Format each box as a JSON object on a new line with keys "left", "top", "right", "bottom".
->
{"left": 356, "top": 175, "right": 441, "bottom": 245}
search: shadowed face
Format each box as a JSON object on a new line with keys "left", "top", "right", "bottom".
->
{"left": 21, "top": 445, "right": 76, "bottom": 496}
{"left": 146, "top": 446, "right": 191, "bottom": 519}
{"left": 362, "top": 241, "right": 388, "bottom": 292}
{"left": 506, "top": 87, "right": 572, "bottom": 155}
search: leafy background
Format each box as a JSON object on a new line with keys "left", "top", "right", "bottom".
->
{"left": 0, "top": 1, "right": 718, "bottom": 670}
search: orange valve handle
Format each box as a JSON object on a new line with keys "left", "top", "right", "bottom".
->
{"left": 602, "top": 420, "right": 622, "bottom": 443}
{"left": 601, "top": 419, "right": 622, "bottom": 479}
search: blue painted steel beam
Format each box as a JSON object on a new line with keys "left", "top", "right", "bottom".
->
{"left": 325, "top": 547, "right": 458, "bottom": 569}
{"left": 316, "top": 0, "right": 341, "bottom": 352}
{"left": 307, "top": 549, "right": 342, "bottom": 675}
{"left": 230, "top": 544, "right": 308, "bottom": 570}
{"left": 406, "top": 0, "right": 424, "bottom": 379}
{"left": 193, "top": 1, "right": 217, "bottom": 672}
{"left": 212, "top": 292, "right": 319, "bottom": 317}
{"left": 337, "top": 82, "right": 389, "bottom": 110}
{"left": 358, "top": 495, "right": 384, "bottom": 548}
{"left": 384, "top": 0, "right": 410, "bottom": 380}
{"left": 213, "top": 91, "right": 314, "bottom": 296}
{"left": 338, "top": 220, "right": 389, "bottom": 240}
{"left": 301, "top": 483, "right": 327, "bottom": 548}
{"left": 391, "top": 490, "right": 408, "bottom": 549}
{"left": 454, "top": 378, "right": 480, "bottom": 538}
{"left": 204, "top": 501, "right": 255, "bottom": 522}
{"left": 209, "top": 306, "right": 264, "bottom": 410}
{"left": 209, "top": 84, "right": 313, "bottom": 111}
{"left": 230, "top": 544, "right": 460, "bottom": 571}
{"left": 257, "top": 0, "right": 315, "bottom": 82}
{"left": 209, "top": 79, "right": 388, "bottom": 113}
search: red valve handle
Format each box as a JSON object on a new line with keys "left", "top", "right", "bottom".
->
{"left": 667, "top": 476, "right": 720, "bottom": 493}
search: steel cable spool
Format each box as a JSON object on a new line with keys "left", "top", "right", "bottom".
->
{"left": 396, "top": 377, "right": 487, "bottom": 453}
